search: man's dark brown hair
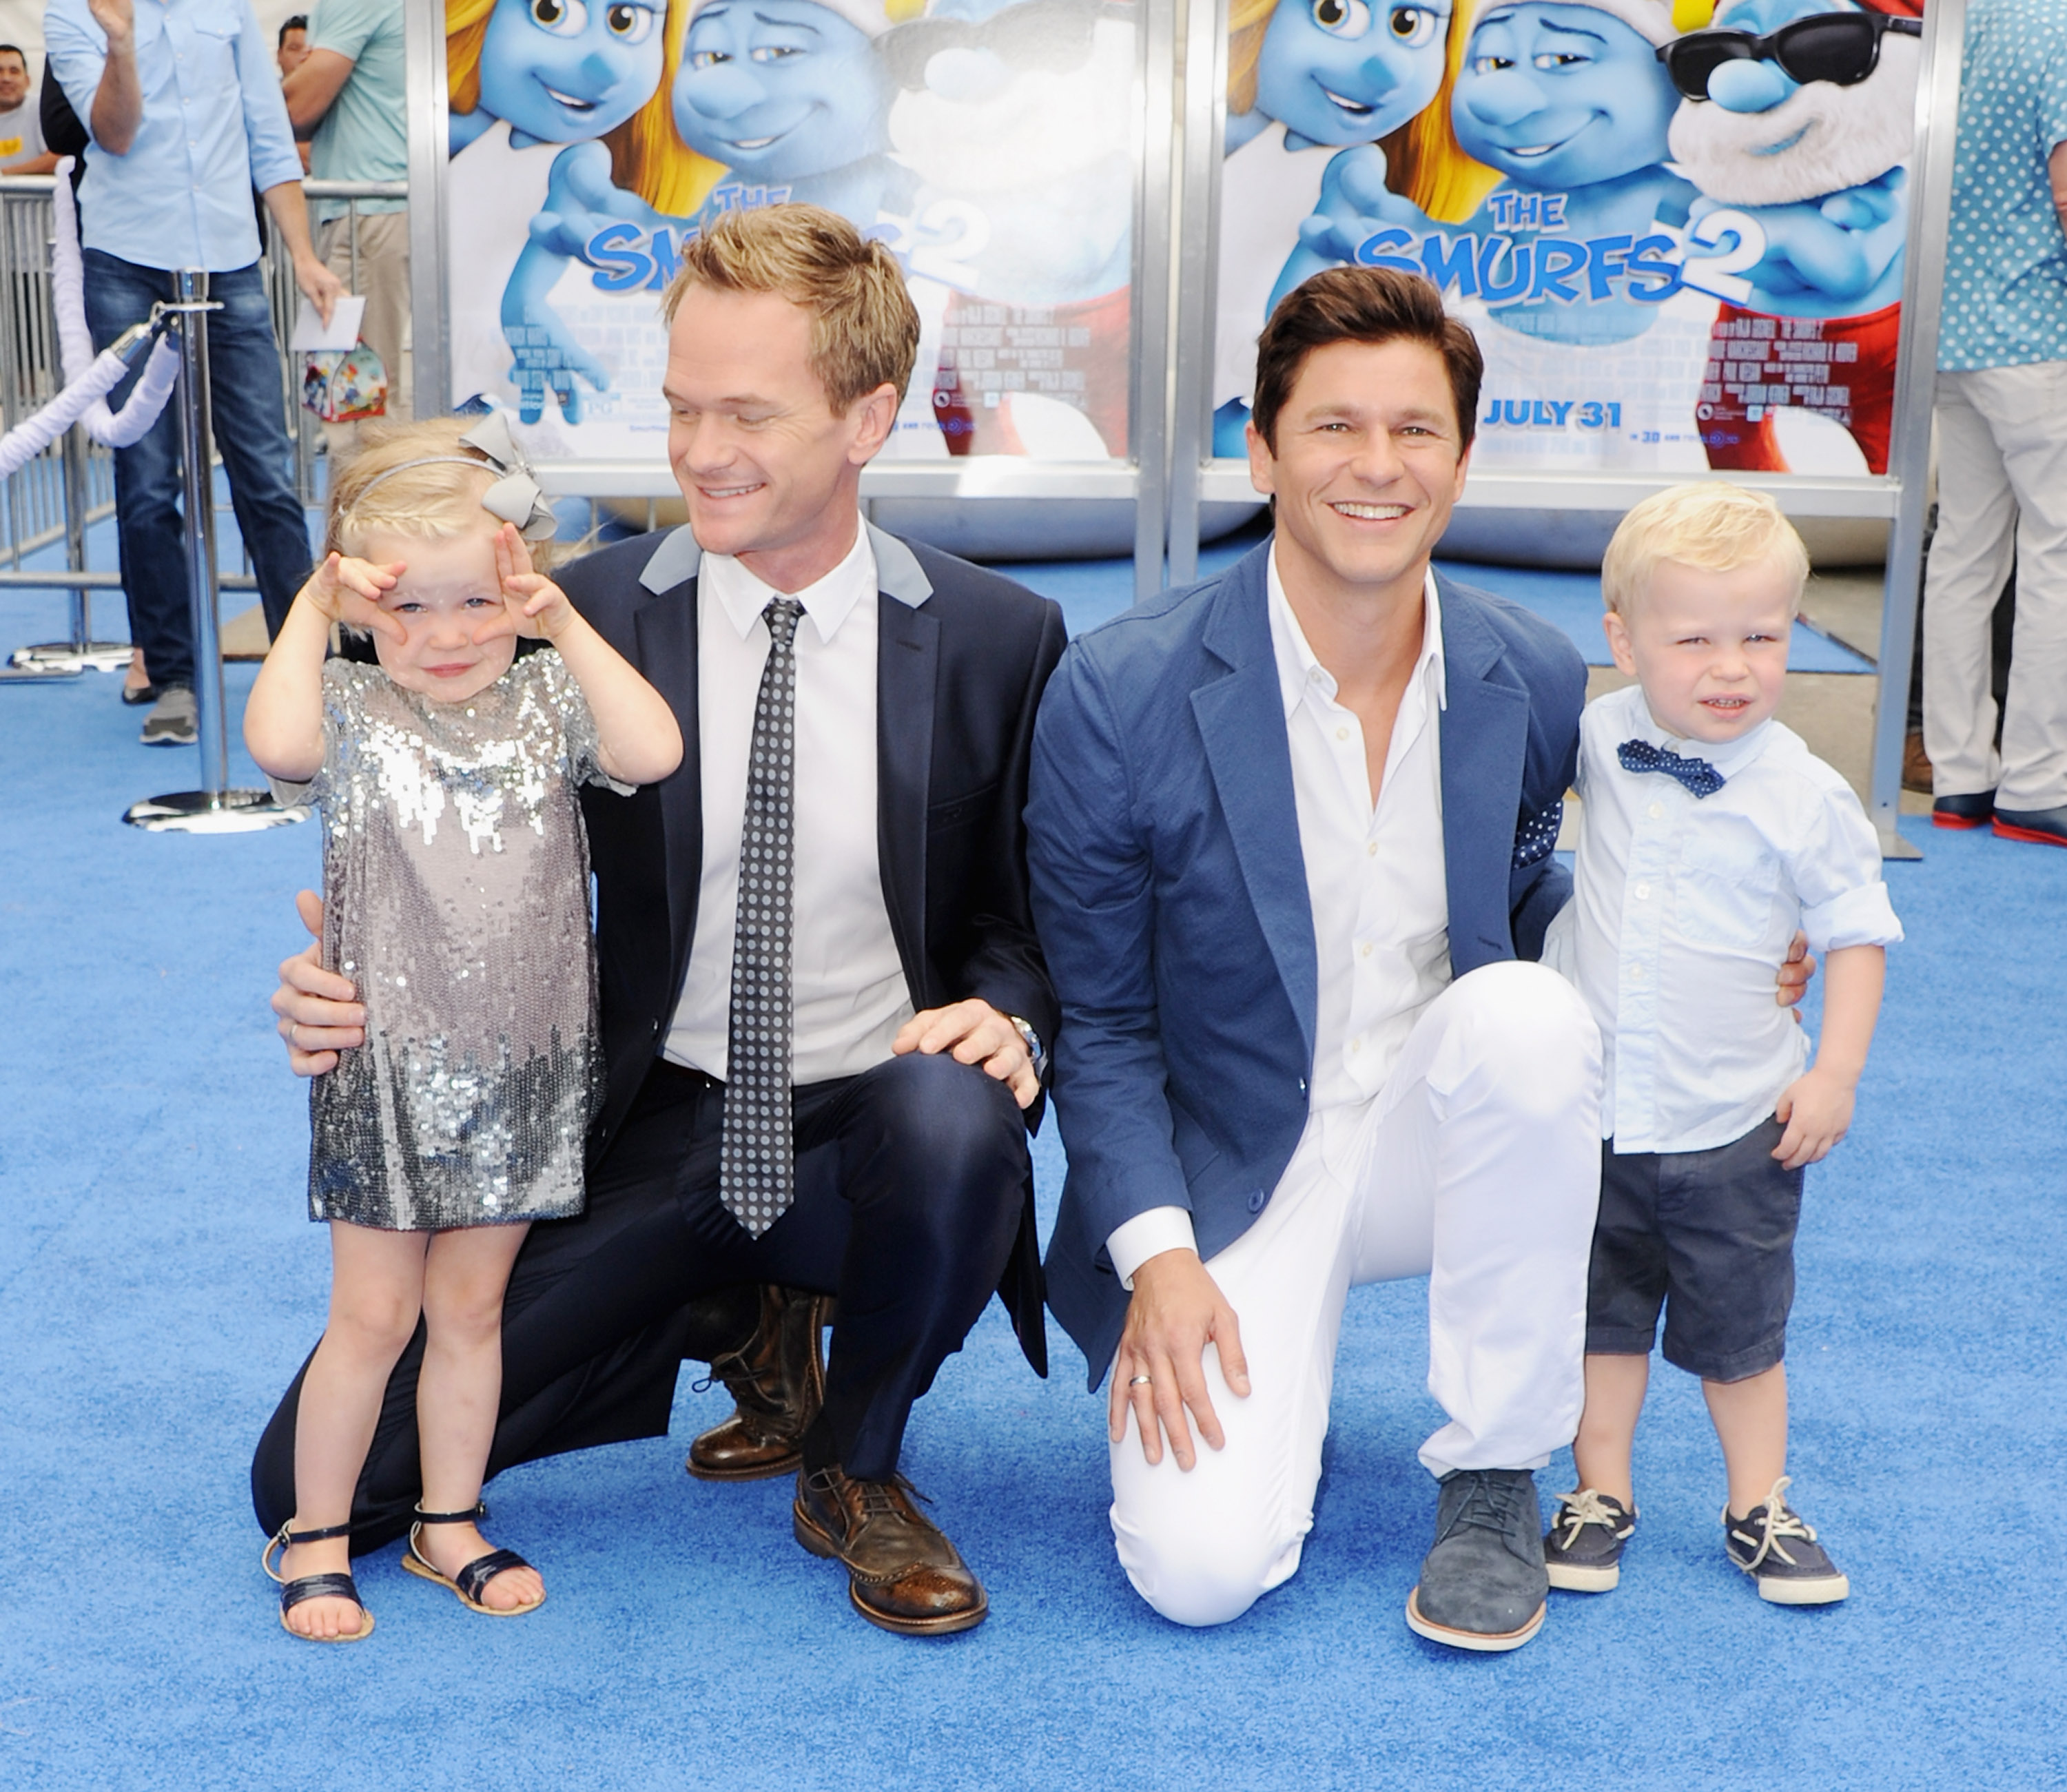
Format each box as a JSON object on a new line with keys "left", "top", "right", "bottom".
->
{"left": 1250, "top": 266, "right": 1483, "bottom": 455}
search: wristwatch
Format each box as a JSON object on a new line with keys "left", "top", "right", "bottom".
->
{"left": 1007, "top": 1015, "right": 1049, "bottom": 1083}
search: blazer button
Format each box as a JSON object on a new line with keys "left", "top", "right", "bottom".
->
{"left": 1246, "top": 1189, "right": 1266, "bottom": 1214}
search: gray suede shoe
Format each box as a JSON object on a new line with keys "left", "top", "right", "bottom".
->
{"left": 1406, "top": 1468, "right": 1549, "bottom": 1652}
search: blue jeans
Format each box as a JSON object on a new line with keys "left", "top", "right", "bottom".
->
{"left": 83, "top": 251, "right": 313, "bottom": 693}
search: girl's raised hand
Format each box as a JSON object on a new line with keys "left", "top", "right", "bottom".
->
{"left": 298, "top": 552, "right": 407, "bottom": 643}
{"left": 484, "top": 522, "right": 576, "bottom": 643}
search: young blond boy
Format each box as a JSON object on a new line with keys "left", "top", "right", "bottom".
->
{"left": 1543, "top": 483, "right": 1902, "bottom": 1605}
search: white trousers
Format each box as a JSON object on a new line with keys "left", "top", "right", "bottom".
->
{"left": 1924, "top": 363, "right": 2067, "bottom": 810}
{"left": 1109, "top": 961, "right": 1603, "bottom": 1629}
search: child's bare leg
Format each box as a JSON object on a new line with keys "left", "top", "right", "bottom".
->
{"left": 1703, "top": 1362, "right": 1789, "bottom": 1516}
{"left": 283, "top": 1223, "right": 429, "bottom": 1638}
{"left": 413, "top": 1222, "right": 542, "bottom": 1611}
{"left": 1571, "top": 1352, "right": 1650, "bottom": 1505}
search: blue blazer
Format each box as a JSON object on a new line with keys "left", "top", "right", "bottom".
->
{"left": 1026, "top": 540, "right": 1585, "bottom": 1383}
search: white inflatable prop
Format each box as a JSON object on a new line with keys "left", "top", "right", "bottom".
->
{"left": 0, "top": 155, "right": 183, "bottom": 483}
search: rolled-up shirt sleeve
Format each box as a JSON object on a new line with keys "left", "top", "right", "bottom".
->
{"left": 1790, "top": 777, "right": 1904, "bottom": 954}
{"left": 238, "top": 0, "right": 305, "bottom": 192}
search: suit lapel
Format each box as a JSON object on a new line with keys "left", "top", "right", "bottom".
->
{"left": 1435, "top": 576, "right": 1530, "bottom": 969}
{"left": 876, "top": 586, "right": 938, "bottom": 1007}
{"left": 634, "top": 573, "right": 706, "bottom": 993}
{"left": 1191, "top": 550, "right": 1317, "bottom": 1060}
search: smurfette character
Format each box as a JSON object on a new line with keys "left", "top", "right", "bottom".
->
{"left": 498, "top": 0, "right": 918, "bottom": 428}
{"left": 1211, "top": 0, "right": 1457, "bottom": 452}
{"left": 1665, "top": 0, "right": 1920, "bottom": 473}
{"left": 446, "top": 0, "right": 672, "bottom": 155}
{"left": 443, "top": 0, "right": 691, "bottom": 430}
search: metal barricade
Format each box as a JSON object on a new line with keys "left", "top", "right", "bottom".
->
{"left": 0, "top": 175, "right": 406, "bottom": 677}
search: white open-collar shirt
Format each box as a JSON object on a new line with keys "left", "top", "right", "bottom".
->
{"left": 1546, "top": 681, "right": 1903, "bottom": 1155}
{"left": 1107, "top": 550, "right": 1452, "bottom": 1284}
{"left": 663, "top": 518, "right": 916, "bottom": 1085}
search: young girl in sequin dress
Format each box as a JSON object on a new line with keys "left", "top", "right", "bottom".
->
{"left": 243, "top": 418, "right": 683, "bottom": 1642}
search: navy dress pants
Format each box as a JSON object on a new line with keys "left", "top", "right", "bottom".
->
{"left": 83, "top": 251, "right": 312, "bottom": 692}
{"left": 251, "top": 1051, "right": 1031, "bottom": 1551}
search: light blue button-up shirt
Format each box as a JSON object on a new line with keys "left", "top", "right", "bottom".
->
{"left": 45, "top": 0, "right": 305, "bottom": 273}
{"left": 1546, "top": 682, "right": 1902, "bottom": 1155}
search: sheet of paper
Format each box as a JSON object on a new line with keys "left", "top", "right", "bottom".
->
{"left": 289, "top": 293, "right": 365, "bottom": 353}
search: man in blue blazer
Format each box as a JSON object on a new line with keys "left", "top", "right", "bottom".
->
{"left": 1029, "top": 268, "right": 1604, "bottom": 1650}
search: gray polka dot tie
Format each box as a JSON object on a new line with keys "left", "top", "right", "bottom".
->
{"left": 719, "top": 597, "right": 803, "bottom": 1237}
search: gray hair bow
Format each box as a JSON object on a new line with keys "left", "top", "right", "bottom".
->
{"left": 460, "top": 409, "right": 559, "bottom": 541}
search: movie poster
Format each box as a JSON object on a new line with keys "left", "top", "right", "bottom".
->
{"left": 442, "top": 0, "right": 1139, "bottom": 462}
{"left": 1210, "top": 0, "right": 1922, "bottom": 477}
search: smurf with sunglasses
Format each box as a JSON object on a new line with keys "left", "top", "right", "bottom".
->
{"left": 1665, "top": 0, "right": 1923, "bottom": 475}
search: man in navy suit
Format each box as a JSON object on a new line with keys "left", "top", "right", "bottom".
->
{"left": 258, "top": 204, "right": 1063, "bottom": 1636}
{"left": 1028, "top": 267, "right": 1603, "bottom": 1650}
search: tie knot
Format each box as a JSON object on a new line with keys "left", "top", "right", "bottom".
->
{"left": 762, "top": 597, "right": 804, "bottom": 651}
{"left": 1617, "top": 737, "right": 1725, "bottom": 799}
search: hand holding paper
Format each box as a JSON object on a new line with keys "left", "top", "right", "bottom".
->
{"left": 290, "top": 293, "right": 365, "bottom": 353}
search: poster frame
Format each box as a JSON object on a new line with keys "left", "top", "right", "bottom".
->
{"left": 401, "top": 0, "right": 1175, "bottom": 602}
{"left": 1165, "top": 0, "right": 1966, "bottom": 856}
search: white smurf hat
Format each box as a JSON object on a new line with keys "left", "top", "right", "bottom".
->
{"left": 1563, "top": 0, "right": 1681, "bottom": 48}
{"left": 687, "top": 0, "right": 925, "bottom": 36}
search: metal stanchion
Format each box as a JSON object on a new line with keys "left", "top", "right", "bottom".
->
{"left": 3, "top": 423, "right": 132, "bottom": 679}
{"left": 124, "top": 270, "right": 307, "bottom": 834}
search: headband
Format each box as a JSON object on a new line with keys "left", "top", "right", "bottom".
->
{"left": 346, "top": 409, "right": 559, "bottom": 542}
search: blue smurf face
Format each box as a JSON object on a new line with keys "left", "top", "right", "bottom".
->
{"left": 475, "top": 0, "right": 667, "bottom": 142}
{"left": 1700, "top": 0, "right": 1861, "bottom": 112}
{"left": 1453, "top": 3, "right": 1675, "bottom": 187}
{"left": 673, "top": 1, "right": 892, "bottom": 180}
{"left": 1252, "top": 0, "right": 1452, "bottom": 146}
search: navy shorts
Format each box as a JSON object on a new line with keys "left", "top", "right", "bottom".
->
{"left": 1584, "top": 1115, "right": 1804, "bottom": 1383}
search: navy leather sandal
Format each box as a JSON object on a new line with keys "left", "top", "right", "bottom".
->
{"left": 402, "top": 1502, "right": 546, "bottom": 1617}
{"left": 263, "top": 1519, "right": 375, "bottom": 1642}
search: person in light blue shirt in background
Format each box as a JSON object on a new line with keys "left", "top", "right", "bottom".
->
{"left": 1919, "top": 0, "right": 2067, "bottom": 847}
{"left": 45, "top": 0, "right": 345, "bottom": 747}
{"left": 283, "top": 0, "right": 410, "bottom": 429}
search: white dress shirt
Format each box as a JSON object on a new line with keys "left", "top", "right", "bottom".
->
{"left": 663, "top": 519, "right": 916, "bottom": 1085}
{"left": 1545, "top": 681, "right": 1902, "bottom": 1155}
{"left": 1107, "top": 553, "right": 1452, "bottom": 1284}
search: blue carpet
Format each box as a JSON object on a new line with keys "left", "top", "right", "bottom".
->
{"left": 3, "top": 558, "right": 2061, "bottom": 1790}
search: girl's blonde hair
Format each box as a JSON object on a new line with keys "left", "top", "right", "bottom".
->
{"left": 446, "top": 0, "right": 726, "bottom": 218}
{"left": 1224, "top": 0, "right": 1501, "bottom": 225}
{"left": 1601, "top": 482, "right": 1810, "bottom": 617}
{"left": 327, "top": 417, "right": 557, "bottom": 566}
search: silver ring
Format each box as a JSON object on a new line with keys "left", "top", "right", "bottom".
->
{"left": 1129, "top": 1374, "right": 1153, "bottom": 1388}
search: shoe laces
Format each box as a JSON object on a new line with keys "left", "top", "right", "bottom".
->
{"left": 1442, "top": 1470, "right": 1530, "bottom": 1543}
{"left": 1727, "top": 1476, "right": 1818, "bottom": 1569}
{"left": 1552, "top": 1486, "right": 1632, "bottom": 1549}
{"left": 805, "top": 1467, "right": 932, "bottom": 1519}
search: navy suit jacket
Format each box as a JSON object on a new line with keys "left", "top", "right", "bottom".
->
{"left": 1026, "top": 540, "right": 1585, "bottom": 1383}
{"left": 557, "top": 521, "right": 1067, "bottom": 1374}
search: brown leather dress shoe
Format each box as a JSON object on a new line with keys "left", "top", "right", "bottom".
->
{"left": 686, "top": 1286, "right": 832, "bottom": 1481}
{"left": 792, "top": 1466, "right": 989, "bottom": 1636}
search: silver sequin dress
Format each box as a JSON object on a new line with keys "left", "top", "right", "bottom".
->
{"left": 296, "top": 652, "right": 619, "bottom": 1230}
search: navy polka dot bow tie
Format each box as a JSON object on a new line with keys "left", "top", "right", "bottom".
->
{"left": 1617, "top": 738, "right": 1726, "bottom": 799}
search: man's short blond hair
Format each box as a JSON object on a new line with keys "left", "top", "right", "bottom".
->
{"left": 1601, "top": 482, "right": 1810, "bottom": 617}
{"left": 662, "top": 203, "right": 920, "bottom": 414}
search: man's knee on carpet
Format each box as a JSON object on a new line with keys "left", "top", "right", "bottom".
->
{"left": 1112, "top": 1487, "right": 1304, "bottom": 1628}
